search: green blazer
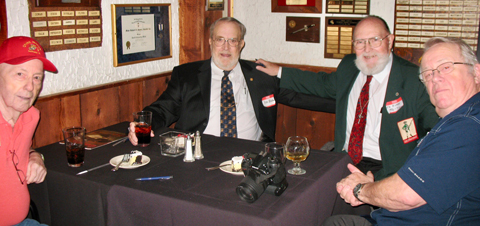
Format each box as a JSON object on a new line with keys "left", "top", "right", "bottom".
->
{"left": 281, "top": 54, "right": 439, "bottom": 180}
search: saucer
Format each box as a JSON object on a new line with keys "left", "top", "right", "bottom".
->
{"left": 109, "top": 155, "right": 150, "bottom": 169}
{"left": 219, "top": 160, "right": 243, "bottom": 176}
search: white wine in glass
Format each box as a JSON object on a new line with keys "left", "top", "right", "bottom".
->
{"left": 285, "top": 136, "right": 310, "bottom": 175}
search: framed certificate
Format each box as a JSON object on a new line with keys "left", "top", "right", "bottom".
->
{"left": 111, "top": 4, "right": 172, "bottom": 67}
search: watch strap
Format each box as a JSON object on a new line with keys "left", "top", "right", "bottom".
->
{"left": 353, "top": 183, "right": 364, "bottom": 202}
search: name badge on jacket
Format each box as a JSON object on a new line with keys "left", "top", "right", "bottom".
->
{"left": 262, "top": 94, "right": 276, "bottom": 108}
{"left": 386, "top": 97, "right": 404, "bottom": 114}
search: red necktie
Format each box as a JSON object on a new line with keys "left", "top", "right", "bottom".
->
{"left": 348, "top": 75, "right": 372, "bottom": 165}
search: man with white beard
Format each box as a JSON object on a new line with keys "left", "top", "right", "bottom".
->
{"left": 256, "top": 16, "right": 438, "bottom": 181}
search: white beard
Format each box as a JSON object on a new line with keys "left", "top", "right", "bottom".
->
{"left": 354, "top": 52, "right": 390, "bottom": 75}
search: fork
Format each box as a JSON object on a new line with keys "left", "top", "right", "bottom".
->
{"left": 112, "top": 154, "right": 130, "bottom": 171}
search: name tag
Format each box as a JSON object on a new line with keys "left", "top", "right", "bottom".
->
{"left": 262, "top": 94, "right": 276, "bottom": 108}
{"left": 386, "top": 97, "right": 404, "bottom": 114}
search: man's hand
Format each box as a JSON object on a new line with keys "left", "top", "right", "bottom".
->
{"left": 255, "top": 59, "right": 280, "bottom": 76}
{"left": 26, "top": 151, "right": 47, "bottom": 184}
{"left": 336, "top": 163, "right": 374, "bottom": 206}
{"left": 128, "top": 122, "right": 154, "bottom": 146}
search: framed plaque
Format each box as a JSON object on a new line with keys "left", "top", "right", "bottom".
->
{"left": 28, "top": 0, "right": 102, "bottom": 52}
{"left": 393, "top": 0, "right": 479, "bottom": 65}
{"left": 206, "top": 0, "right": 224, "bottom": 11}
{"left": 324, "top": 17, "right": 362, "bottom": 59}
{"left": 272, "top": 0, "right": 322, "bottom": 13}
{"left": 111, "top": 4, "right": 172, "bottom": 67}
{"left": 326, "top": 0, "right": 370, "bottom": 15}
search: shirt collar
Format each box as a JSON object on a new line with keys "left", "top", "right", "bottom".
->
{"left": 210, "top": 59, "right": 241, "bottom": 80}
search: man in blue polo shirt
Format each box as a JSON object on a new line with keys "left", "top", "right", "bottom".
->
{"left": 322, "top": 37, "right": 480, "bottom": 225}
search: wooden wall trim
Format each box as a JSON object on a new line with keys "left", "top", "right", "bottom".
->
{"left": 37, "top": 71, "right": 172, "bottom": 102}
{"left": 0, "top": 0, "right": 7, "bottom": 44}
{"left": 33, "top": 72, "right": 172, "bottom": 148}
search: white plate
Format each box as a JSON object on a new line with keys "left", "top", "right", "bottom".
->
{"left": 109, "top": 155, "right": 150, "bottom": 169}
{"left": 219, "top": 160, "right": 244, "bottom": 176}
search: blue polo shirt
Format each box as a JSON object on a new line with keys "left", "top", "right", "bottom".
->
{"left": 371, "top": 92, "right": 480, "bottom": 225}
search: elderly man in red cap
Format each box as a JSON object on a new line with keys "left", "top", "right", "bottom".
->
{"left": 0, "top": 36, "right": 57, "bottom": 226}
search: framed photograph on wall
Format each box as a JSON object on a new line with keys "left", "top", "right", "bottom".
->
{"left": 111, "top": 4, "right": 171, "bottom": 67}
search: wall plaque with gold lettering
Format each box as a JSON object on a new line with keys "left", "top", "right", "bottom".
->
{"left": 393, "top": 0, "right": 479, "bottom": 65}
{"left": 28, "top": 0, "right": 102, "bottom": 52}
{"left": 324, "top": 17, "right": 362, "bottom": 59}
{"left": 326, "top": 0, "right": 369, "bottom": 14}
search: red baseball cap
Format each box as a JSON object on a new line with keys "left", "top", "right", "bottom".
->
{"left": 0, "top": 36, "right": 57, "bottom": 72}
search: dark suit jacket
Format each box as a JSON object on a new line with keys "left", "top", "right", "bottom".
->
{"left": 144, "top": 59, "right": 334, "bottom": 141}
{"left": 281, "top": 54, "right": 439, "bottom": 180}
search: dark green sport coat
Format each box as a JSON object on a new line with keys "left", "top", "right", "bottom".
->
{"left": 280, "top": 53, "right": 439, "bottom": 180}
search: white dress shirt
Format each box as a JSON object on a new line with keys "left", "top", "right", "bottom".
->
{"left": 343, "top": 54, "right": 393, "bottom": 160}
{"left": 203, "top": 61, "right": 262, "bottom": 141}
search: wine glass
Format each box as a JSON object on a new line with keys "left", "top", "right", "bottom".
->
{"left": 285, "top": 136, "right": 310, "bottom": 175}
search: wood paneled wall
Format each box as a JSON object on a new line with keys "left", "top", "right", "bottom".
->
{"left": 32, "top": 73, "right": 171, "bottom": 148}
{"left": 275, "top": 63, "right": 337, "bottom": 150}
{"left": 0, "top": 0, "right": 7, "bottom": 44}
{"left": 179, "top": 0, "right": 222, "bottom": 64}
{"left": 32, "top": 65, "right": 336, "bottom": 150}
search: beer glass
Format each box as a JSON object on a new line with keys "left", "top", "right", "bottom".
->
{"left": 285, "top": 136, "right": 310, "bottom": 175}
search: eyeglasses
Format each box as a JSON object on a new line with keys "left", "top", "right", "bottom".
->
{"left": 10, "top": 150, "right": 26, "bottom": 185}
{"left": 352, "top": 35, "right": 389, "bottom": 50}
{"left": 213, "top": 37, "right": 241, "bottom": 47}
{"left": 419, "top": 62, "right": 474, "bottom": 83}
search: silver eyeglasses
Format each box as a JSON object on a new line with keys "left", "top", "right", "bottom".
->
{"left": 213, "top": 37, "right": 241, "bottom": 47}
{"left": 419, "top": 62, "right": 474, "bottom": 83}
{"left": 352, "top": 35, "right": 389, "bottom": 50}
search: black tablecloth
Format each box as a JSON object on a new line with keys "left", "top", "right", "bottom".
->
{"left": 29, "top": 122, "right": 369, "bottom": 226}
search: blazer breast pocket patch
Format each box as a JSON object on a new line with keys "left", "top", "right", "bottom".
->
{"left": 397, "top": 117, "right": 419, "bottom": 144}
{"left": 262, "top": 94, "right": 276, "bottom": 107}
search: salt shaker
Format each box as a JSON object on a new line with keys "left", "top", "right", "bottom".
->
{"left": 194, "top": 131, "right": 204, "bottom": 159}
{"left": 183, "top": 135, "right": 195, "bottom": 162}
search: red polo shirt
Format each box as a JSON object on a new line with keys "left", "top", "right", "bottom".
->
{"left": 0, "top": 107, "right": 39, "bottom": 226}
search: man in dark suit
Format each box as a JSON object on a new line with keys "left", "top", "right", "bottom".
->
{"left": 257, "top": 16, "right": 439, "bottom": 180}
{"left": 129, "top": 17, "right": 332, "bottom": 144}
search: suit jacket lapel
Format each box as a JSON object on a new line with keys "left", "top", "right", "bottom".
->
{"left": 198, "top": 60, "right": 212, "bottom": 118}
{"left": 384, "top": 55, "right": 405, "bottom": 106}
{"left": 239, "top": 60, "right": 261, "bottom": 117}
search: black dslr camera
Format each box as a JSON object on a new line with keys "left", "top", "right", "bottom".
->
{"left": 236, "top": 150, "right": 288, "bottom": 203}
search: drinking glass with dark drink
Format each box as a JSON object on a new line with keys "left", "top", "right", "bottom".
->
{"left": 62, "top": 127, "right": 86, "bottom": 167}
{"left": 285, "top": 136, "right": 310, "bottom": 175}
{"left": 133, "top": 111, "right": 153, "bottom": 147}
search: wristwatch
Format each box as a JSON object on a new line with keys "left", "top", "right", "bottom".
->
{"left": 353, "top": 183, "right": 364, "bottom": 202}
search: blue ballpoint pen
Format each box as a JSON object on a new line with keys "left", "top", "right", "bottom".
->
{"left": 135, "top": 176, "right": 173, "bottom": 181}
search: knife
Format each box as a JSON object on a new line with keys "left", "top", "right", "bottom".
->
{"left": 77, "top": 163, "right": 111, "bottom": 175}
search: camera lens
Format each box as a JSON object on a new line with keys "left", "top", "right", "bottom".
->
{"left": 236, "top": 176, "right": 266, "bottom": 203}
